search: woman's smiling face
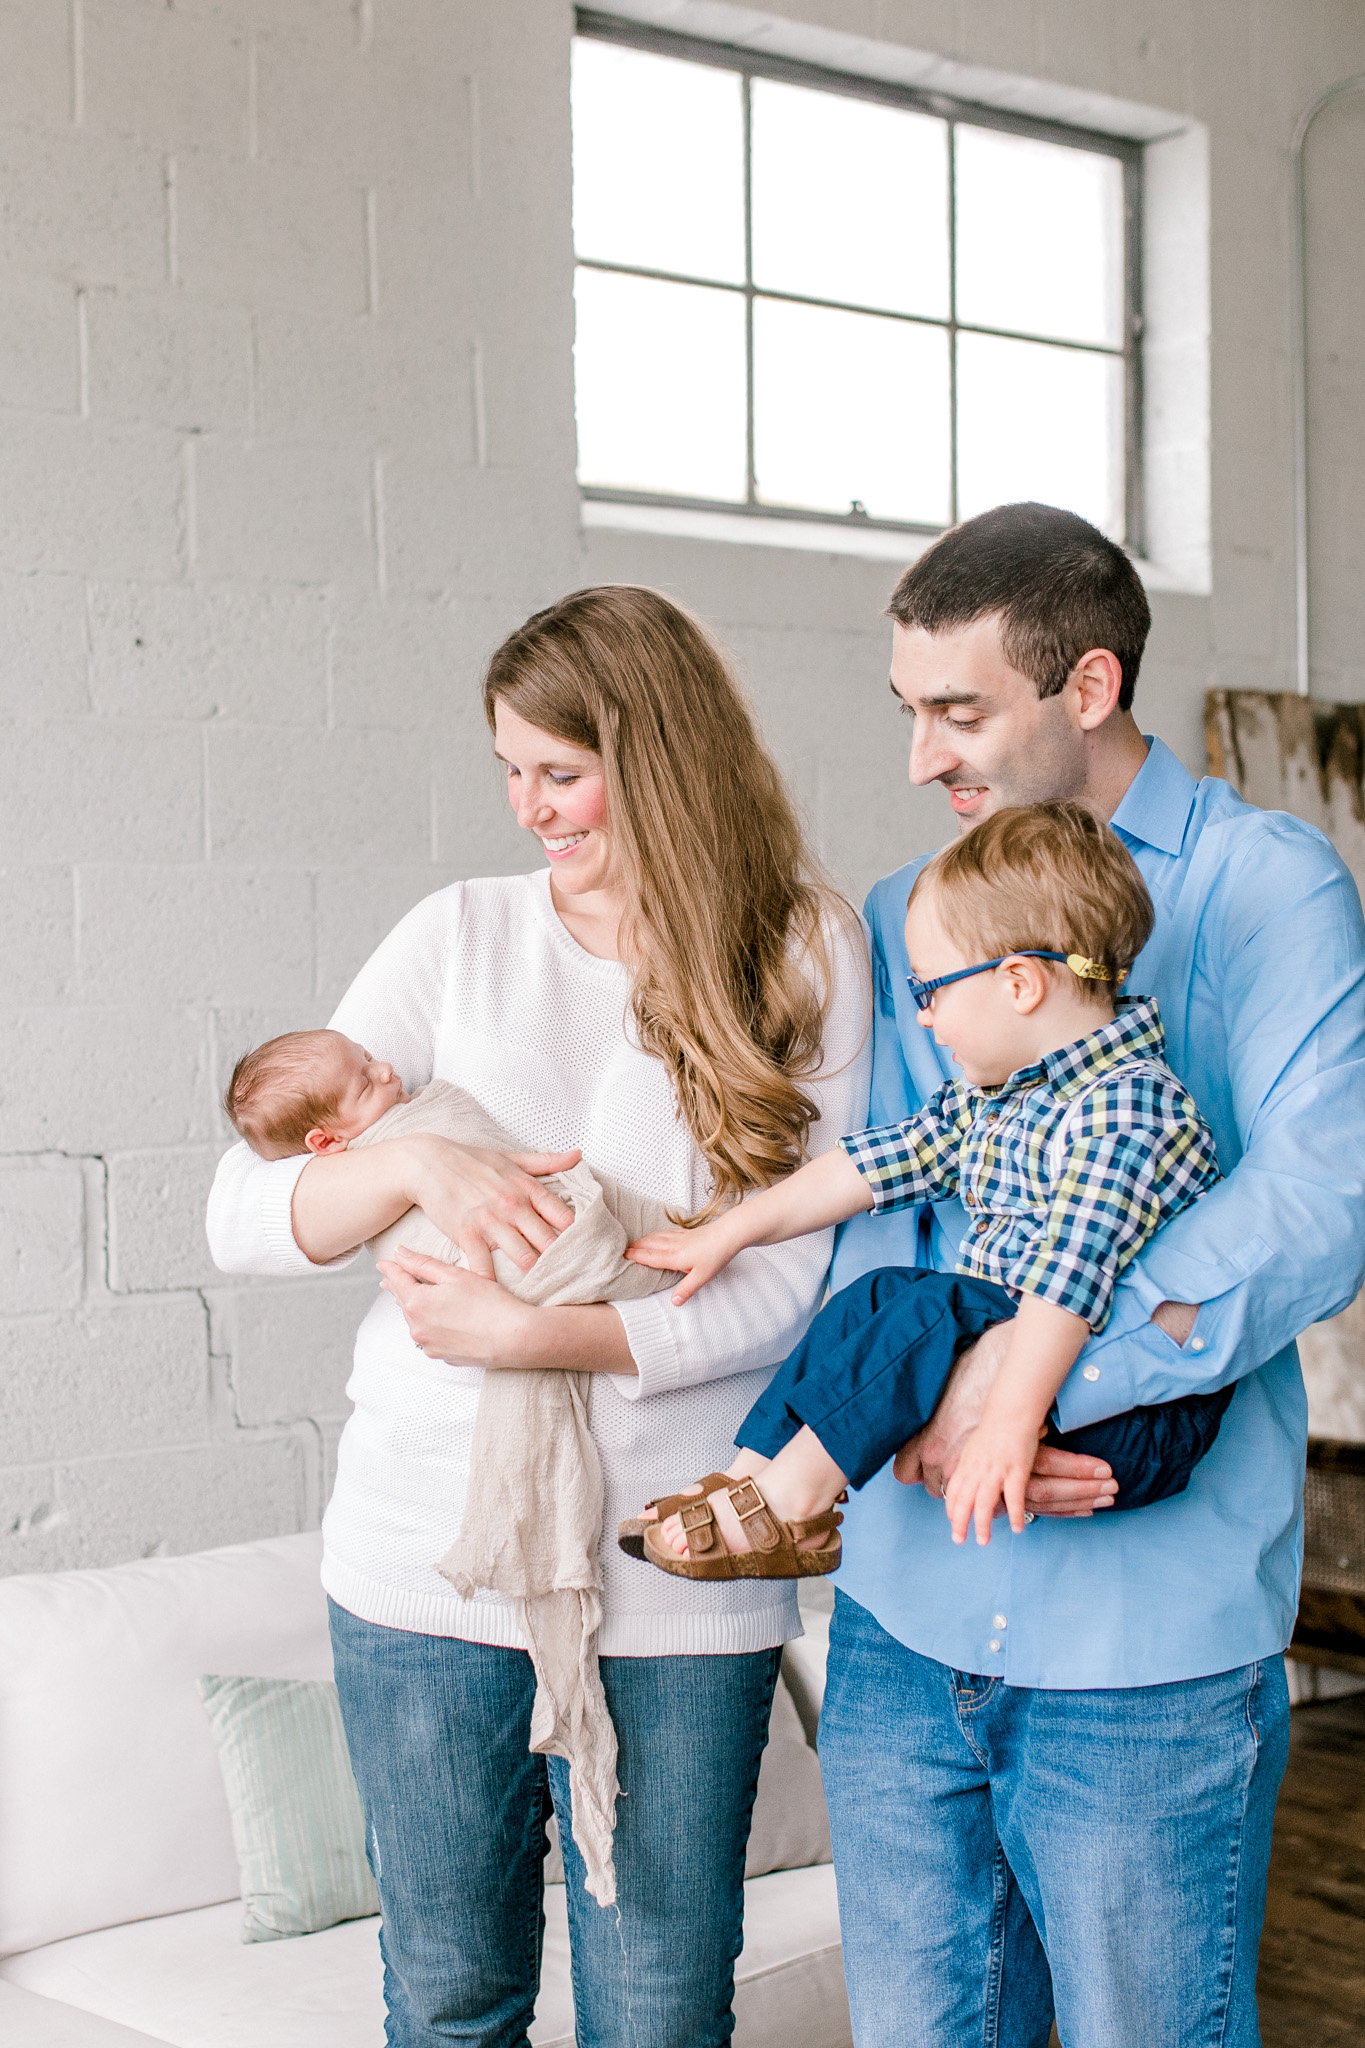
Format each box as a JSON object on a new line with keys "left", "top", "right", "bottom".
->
{"left": 494, "top": 702, "right": 614, "bottom": 897}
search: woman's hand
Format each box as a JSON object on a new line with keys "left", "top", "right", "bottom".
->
{"left": 378, "top": 1249, "right": 538, "bottom": 1366}
{"left": 408, "top": 1137, "right": 582, "bottom": 1278}
{"left": 625, "top": 1218, "right": 742, "bottom": 1305}
{"left": 378, "top": 1247, "right": 638, "bottom": 1375}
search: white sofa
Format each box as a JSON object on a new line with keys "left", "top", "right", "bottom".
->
{"left": 0, "top": 1533, "right": 847, "bottom": 2048}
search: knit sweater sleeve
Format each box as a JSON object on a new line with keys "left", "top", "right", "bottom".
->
{"left": 611, "top": 912, "right": 874, "bottom": 1400}
{"left": 205, "top": 886, "right": 459, "bottom": 1278}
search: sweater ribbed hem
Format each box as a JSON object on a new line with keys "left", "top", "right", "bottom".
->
{"left": 322, "top": 1554, "right": 528, "bottom": 1645}
{"left": 597, "top": 1603, "right": 801, "bottom": 1656}
{"left": 321, "top": 1550, "right": 802, "bottom": 1657}
{"left": 611, "top": 1293, "right": 683, "bottom": 1401}
{"left": 260, "top": 1156, "right": 361, "bottom": 1275}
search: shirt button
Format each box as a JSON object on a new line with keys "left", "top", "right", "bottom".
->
{"left": 975, "top": 1218, "right": 989, "bottom": 1232}
{"left": 989, "top": 1639, "right": 1001, "bottom": 1653}
{"left": 993, "top": 1614, "right": 1007, "bottom": 1629}
{"left": 1082, "top": 1364, "right": 1100, "bottom": 1382}
{"left": 1190, "top": 1337, "right": 1206, "bottom": 1352}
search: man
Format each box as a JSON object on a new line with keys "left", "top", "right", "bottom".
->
{"left": 821, "top": 501, "right": 1365, "bottom": 2047}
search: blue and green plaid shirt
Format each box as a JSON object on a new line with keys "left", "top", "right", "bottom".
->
{"left": 839, "top": 996, "right": 1220, "bottom": 1332}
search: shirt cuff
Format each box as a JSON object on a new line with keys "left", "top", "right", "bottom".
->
{"left": 839, "top": 1127, "right": 920, "bottom": 1214}
{"left": 260, "top": 1155, "right": 362, "bottom": 1275}
{"left": 1052, "top": 1339, "right": 1139, "bottom": 1431}
{"left": 608, "top": 1294, "right": 683, "bottom": 1402}
{"left": 1010, "top": 1259, "right": 1113, "bottom": 1332}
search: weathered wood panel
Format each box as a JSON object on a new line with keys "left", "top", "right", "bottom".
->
{"left": 1205, "top": 689, "right": 1365, "bottom": 1441}
{"left": 1206, "top": 690, "right": 1365, "bottom": 896}
{"left": 1257, "top": 1693, "right": 1365, "bottom": 2047}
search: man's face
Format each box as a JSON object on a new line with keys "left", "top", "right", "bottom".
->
{"left": 889, "top": 615, "right": 1092, "bottom": 832}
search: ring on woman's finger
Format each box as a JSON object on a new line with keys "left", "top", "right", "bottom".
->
{"left": 1023, "top": 1510, "right": 1036, "bottom": 1524}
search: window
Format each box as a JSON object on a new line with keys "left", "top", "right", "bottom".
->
{"left": 571, "top": 15, "right": 1141, "bottom": 546}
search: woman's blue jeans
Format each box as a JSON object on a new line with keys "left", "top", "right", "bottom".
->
{"left": 328, "top": 1599, "right": 781, "bottom": 2048}
{"left": 818, "top": 1590, "right": 1290, "bottom": 2048}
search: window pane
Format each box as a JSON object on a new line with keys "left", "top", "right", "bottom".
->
{"left": 751, "top": 79, "right": 949, "bottom": 319}
{"left": 574, "top": 267, "right": 747, "bottom": 501}
{"left": 955, "top": 128, "right": 1124, "bottom": 348}
{"left": 571, "top": 39, "right": 745, "bottom": 284}
{"left": 753, "top": 298, "right": 951, "bottom": 524}
{"left": 956, "top": 331, "right": 1124, "bottom": 536}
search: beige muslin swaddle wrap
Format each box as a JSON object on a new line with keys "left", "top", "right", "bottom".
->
{"left": 353, "top": 1082, "right": 677, "bottom": 1906}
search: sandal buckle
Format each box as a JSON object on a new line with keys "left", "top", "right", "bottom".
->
{"left": 677, "top": 1499, "right": 716, "bottom": 1552}
{"left": 727, "top": 1481, "right": 766, "bottom": 1521}
{"left": 727, "top": 1480, "right": 780, "bottom": 1552}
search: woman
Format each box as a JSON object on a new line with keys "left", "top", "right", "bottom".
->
{"left": 206, "top": 586, "right": 870, "bottom": 2048}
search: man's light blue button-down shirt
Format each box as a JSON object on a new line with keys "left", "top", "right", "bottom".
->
{"left": 830, "top": 737, "right": 1365, "bottom": 1688}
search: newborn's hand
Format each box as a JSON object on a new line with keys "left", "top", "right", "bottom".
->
{"left": 626, "top": 1221, "right": 736, "bottom": 1305}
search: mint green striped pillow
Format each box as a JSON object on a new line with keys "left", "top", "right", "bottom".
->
{"left": 198, "top": 1675, "right": 379, "bottom": 1943}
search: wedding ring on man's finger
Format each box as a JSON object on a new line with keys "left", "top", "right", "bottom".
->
{"left": 1023, "top": 1511, "right": 1036, "bottom": 1525}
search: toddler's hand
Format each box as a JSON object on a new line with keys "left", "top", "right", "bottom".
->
{"left": 943, "top": 1415, "right": 1046, "bottom": 1547}
{"left": 625, "top": 1222, "right": 736, "bottom": 1305}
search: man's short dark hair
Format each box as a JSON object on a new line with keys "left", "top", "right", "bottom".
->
{"left": 886, "top": 502, "right": 1151, "bottom": 712}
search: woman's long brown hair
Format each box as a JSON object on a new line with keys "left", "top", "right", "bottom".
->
{"left": 484, "top": 585, "right": 853, "bottom": 1220}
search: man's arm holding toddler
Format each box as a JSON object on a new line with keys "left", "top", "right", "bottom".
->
{"left": 1056, "top": 821, "right": 1365, "bottom": 1430}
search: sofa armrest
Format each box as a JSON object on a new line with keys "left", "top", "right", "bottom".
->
{"left": 0, "top": 1979, "right": 172, "bottom": 2045}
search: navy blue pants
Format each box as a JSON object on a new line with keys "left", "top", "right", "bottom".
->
{"left": 738, "top": 1267, "right": 1233, "bottom": 1508}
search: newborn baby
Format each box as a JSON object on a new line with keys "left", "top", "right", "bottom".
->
{"left": 226, "top": 1026, "right": 676, "bottom": 1909}
{"left": 223, "top": 1028, "right": 675, "bottom": 1306}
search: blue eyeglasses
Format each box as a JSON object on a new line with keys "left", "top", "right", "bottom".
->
{"left": 906, "top": 952, "right": 1067, "bottom": 1012}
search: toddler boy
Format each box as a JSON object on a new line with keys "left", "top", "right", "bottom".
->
{"left": 625, "top": 801, "right": 1231, "bottom": 1577}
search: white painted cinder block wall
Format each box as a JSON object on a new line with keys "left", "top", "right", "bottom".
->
{"left": 3, "top": 0, "right": 1364, "bottom": 1574}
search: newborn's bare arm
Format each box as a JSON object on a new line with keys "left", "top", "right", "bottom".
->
{"left": 292, "top": 1135, "right": 580, "bottom": 1272}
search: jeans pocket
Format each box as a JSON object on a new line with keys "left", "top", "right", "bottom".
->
{"left": 1247, "top": 1660, "right": 1262, "bottom": 1747}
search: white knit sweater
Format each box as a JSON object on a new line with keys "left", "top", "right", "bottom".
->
{"left": 206, "top": 871, "right": 871, "bottom": 1656}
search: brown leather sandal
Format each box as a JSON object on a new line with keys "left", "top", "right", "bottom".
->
{"left": 617, "top": 1474, "right": 736, "bottom": 1560}
{"left": 640, "top": 1475, "right": 842, "bottom": 1580}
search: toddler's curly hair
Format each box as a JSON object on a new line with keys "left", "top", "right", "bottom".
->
{"left": 911, "top": 801, "right": 1153, "bottom": 1001}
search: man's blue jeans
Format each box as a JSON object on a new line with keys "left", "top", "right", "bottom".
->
{"left": 818, "top": 1592, "right": 1289, "bottom": 2048}
{"left": 328, "top": 1599, "right": 781, "bottom": 2048}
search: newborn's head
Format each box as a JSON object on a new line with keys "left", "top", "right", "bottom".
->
{"left": 224, "top": 1029, "right": 405, "bottom": 1160}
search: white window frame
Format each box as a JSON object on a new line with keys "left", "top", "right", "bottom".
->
{"left": 574, "top": 9, "right": 1145, "bottom": 551}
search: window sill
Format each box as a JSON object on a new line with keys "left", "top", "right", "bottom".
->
{"left": 580, "top": 495, "right": 930, "bottom": 563}
{"left": 580, "top": 495, "right": 1205, "bottom": 593}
